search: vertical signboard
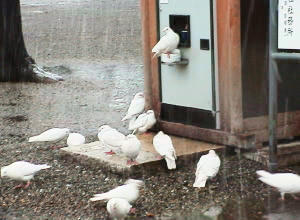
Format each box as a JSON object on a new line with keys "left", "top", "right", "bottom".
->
{"left": 278, "top": 0, "right": 300, "bottom": 49}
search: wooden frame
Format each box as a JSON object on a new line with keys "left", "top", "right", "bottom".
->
{"left": 140, "top": 0, "right": 300, "bottom": 148}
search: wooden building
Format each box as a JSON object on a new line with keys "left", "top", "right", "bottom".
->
{"left": 141, "top": 0, "right": 300, "bottom": 149}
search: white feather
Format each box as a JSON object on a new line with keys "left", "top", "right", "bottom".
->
{"left": 98, "top": 125, "right": 125, "bottom": 154}
{"left": 256, "top": 170, "right": 300, "bottom": 200}
{"left": 29, "top": 128, "right": 70, "bottom": 142}
{"left": 153, "top": 131, "right": 177, "bottom": 170}
{"left": 107, "top": 198, "right": 132, "bottom": 220}
{"left": 152, "top": 27, "right": 179, "bottom": 58}
{"left": 121, "top": 134, "right": 141, "bottom": 162}
{"left": 193, "top": 150, "right": 221, "bottom": 188}
{"left": 90, "top": 179, "right": 144, "bottom": 203}
{"left": 122, "top": 92, "right": 145, "bottom": 121}
{"left": 128, "top": 110, "right": 156, "bottom": 134}
{"left": 1, "top": 161, "right": 51, "bottom": 182}
{"left": 67, "top": 133, "right": 85, "bottom": 146}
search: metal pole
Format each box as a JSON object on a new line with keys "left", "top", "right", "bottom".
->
{"left": 268, "top": 0, "right": 278, "bottom": 172}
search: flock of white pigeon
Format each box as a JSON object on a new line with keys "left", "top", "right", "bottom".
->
{"left": 2, "top": 26, "right": 300, "bottom": 219}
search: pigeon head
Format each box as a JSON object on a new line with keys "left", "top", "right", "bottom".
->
{"left": 63, "top": 128, "right": 70, "bottom": 135}
{"left": 157, "top": 131, "right": 164, "bottom": 136}
{"left": 98, "top": 125, "right": 111, "bottom": 132}
{"left": 1, "top": 166, "right": 8, "bottom": 178}
{"left": 162, "top": 27, "right": 171, "bottom": 33}
{"left": 208, "top": 150, "right": 216, "bottom": 155}
{"left": 146, "top": 110, "right": 154, "bottom": 115}
{"left": 126, "top": 134, "right": 136, "bottom": 139}
{"left": 134, "top": 92, "right": 144, "bottom": 99}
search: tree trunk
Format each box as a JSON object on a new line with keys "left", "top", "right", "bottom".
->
{"left": 0, "top": 0, "right": 62, "bottom": 82}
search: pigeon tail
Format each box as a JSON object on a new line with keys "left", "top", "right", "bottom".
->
{"left": 90, "top": 193, "right": 110, "bottom": 202}
{"left": 165, "top": 156, "right": 176, "bottom": 170}
{"left": 131, "top": 129, "right": 137, "bottom": 135}
{"left": 38, "top": 164, "right": 51, "bottom": 170}
{"left": 193, "top": 175, "right": 207, "bottom": 188}
{"left": 122, "top": 114, "right": 132, "bottom": 122}
{"left": 256, "top": 170, "right": 272, "bottom": 178}
{"left": 28, "top": 136, "right": 40, "bottom": 142}
{"left": 152, "top": 52, "right": 160, "bottom": 59}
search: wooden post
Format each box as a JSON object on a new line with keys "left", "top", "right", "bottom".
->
{"left": 216, "top": 0, "right": 243, "bottom": 133}
{"left": 141, "top": 0, "right": 160, "bottom": 117}
{"left": 141, "top": 0, "right": 153, "bottom": 110}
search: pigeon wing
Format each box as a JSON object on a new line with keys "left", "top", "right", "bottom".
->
{"left": 128, "top": 113, "right": 148, "bottom": 131}
{"left": 101, "top": 129, "right": 125, "bottom": 147}
{"left": 6, "top": 161, "right": 50, "bottom": 178}
{"left": 153, "top": 133, "right": 174, "bottom": 156}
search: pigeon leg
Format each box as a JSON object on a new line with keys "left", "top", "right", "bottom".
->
{"left": 167, "top": 52, "right": 171, "bottom": 58}
{"left": 130, "top": 208, "right": 136, "bottom": 214}
{"left": 279, "top": 193, "right": 285, "bottom": 201}
{"left": 23, "top": 181, "right": 31, "bottom": 189}
{"left": 127, "top": 159, "right": 139, "bottom": 165}
{"left": 105, "top": 150, "right": 115, "bottom": 155}
{"left": 142, "top": 132, "right": 151, "bottom": 136}
{"left": 13, "top": 183, "right": 24, "bottom": 189}
{"left": 291, "top": 194, "right": 300, "bottom": 200}
{"left": 156, "top": 155, "right": 163, "bottom": 160}
{"left": 51, "top": 145, "right": 63, "bottom": 150}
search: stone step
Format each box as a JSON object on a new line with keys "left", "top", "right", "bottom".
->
{"left": 243, "top": 141, "right": 300, "bottom": 167}
{"left": 59, "top": 132, "right": 224, "bottom": 175}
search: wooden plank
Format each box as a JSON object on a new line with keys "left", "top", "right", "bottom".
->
{"left": 244, "top": 142, "right": 300, "bottom": 167}
{"left": 216, "top": 0, "right": 243, "bottom": 133}
{"left": 158, "top": 120, "right": 256, "bottom": 148}
{"left": 244, "top": 111, "right": 300, "bottom": 131}
{"left": 250, "top": 123, "right": 300, "bottom": 145}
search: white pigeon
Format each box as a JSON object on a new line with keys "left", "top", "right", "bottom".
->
{"left": 128, "top": 110, "right": 156, "bottom": 134}
{"left": 256, "top": 170, "right": 300, "bottom": 200}
{"left": 1, "top": 161, "right": 51, "bottom": 188}
{"left": 90, "top": 179, "right": 144, "bottom": 203}
{"left": 98, "top": 125, "right": 125, "bottom": 155}
{"left": 122, "top": 92, "right": 145, "bottom": 121}
{"left": 153, "top": 131, "right": 177, "bottom": 170}
{"left": 121, "top": 134, "right": 141, "bottom": 165}
{"left": 67, "top": 133, "right": 85, "bottom": 146}
{"left": 29, "top": 128, "right": 70, "bottom": 142}
{"left": 193, "top": 150, "right": 221, "bottom": 188}
{"left": 107, "top": 198, "right": 133, "bottom": 220}
{"left": 152, "top": 27, "right": 180, "bottom": 58}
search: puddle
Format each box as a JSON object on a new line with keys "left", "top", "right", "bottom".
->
{"left": 3, "top": 115, "right": 28, "bottom": 122}
{"left": 177, "top": 193, "right": 300, "bottom": 220}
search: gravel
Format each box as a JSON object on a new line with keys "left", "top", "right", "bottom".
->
{"left": 0, "top": 134, "right": 275, "bottom": 219}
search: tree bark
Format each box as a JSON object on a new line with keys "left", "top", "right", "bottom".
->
{"left": 0, "top": 0, "right": 62, "bottom": 82}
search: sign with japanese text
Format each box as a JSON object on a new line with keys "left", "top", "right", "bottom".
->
{"left": 278, "top": 0, "right": 300, "bottom": 49}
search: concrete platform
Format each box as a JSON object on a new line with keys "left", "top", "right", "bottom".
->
{"left": 60, "top": 132, "right": 224, "bottom": 174}
{"left": 244, "top": 141, "right": 300, "bottom": 167}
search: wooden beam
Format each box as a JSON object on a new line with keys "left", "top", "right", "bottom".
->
{"left": 159, "top": 120, "right": 256, "bottom": 149}
{"left": 244, "top": 111, "right": 300, "bottom": 131}
{"left": 250, "top": 123, "right": 300, "bottom": 145}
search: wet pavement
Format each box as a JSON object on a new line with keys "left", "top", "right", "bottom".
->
{"left": 1, "top": 0, "right": 300, "bottom": 219}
